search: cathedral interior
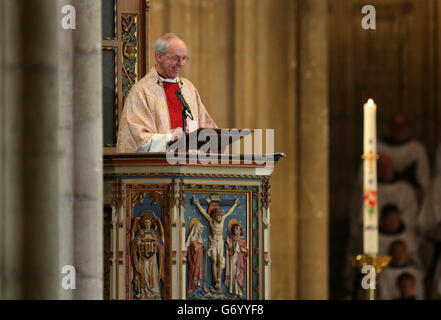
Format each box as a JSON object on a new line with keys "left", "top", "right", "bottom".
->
{"left": 1, "top": 0, "right": 441, "bottom": 300}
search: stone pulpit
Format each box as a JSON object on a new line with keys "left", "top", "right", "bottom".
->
{"left": 103, "top": 152, "right": 285, "bottom": 300}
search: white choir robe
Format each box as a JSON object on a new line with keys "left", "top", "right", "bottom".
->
{"left": 420, "top": 176, "right": 441, "bottom": 237}
{"left": 378, "top": 262, "right": 425, "bottom": 300}
{"left": 379, "top": 229, "right": 421, "bottom": 264}
{"left": 349, "top": 179, "right": 420, "bottom": 250}
{"left": 378, "top": 139, "right": 431, "bottom": 197}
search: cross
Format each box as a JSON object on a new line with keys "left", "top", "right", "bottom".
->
{"left": 361, "top": 150, "right": 379, "bottom": 174}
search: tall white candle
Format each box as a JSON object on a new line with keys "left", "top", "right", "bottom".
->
{"left": 362, "top": 99, "right": 378, "bottom": 255}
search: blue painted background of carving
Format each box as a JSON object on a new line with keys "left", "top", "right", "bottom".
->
{"left": 133, "top": 193, "right": 162, "bottom": 220}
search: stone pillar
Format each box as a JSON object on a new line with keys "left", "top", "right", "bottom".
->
{"left": 58, "top": 0, "right": 74, "bottom": 300}
{"left": 21, "top": 0, "right": 60, "bottom": 299}
{"left": 0, "top": 0, "right": 10, "bottom": 300}
{"left": 298, "top": 0, "right": 329, "bottom": 299}
{"left": 13, "top": 0, "right": 60, "bottom": 299}
{"left": 0, "top": 0, "right": 4, "bottom": 298}
{"left": 72, "top": 0, "right": 103, "bottom": 299}
{"left": 2, "top": 0, "right": 64, "bottom": 300}
{"left": 1, "top": 0, "right": 25, "bottom": 299}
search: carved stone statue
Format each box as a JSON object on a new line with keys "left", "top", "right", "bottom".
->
{"left": 186, "top": 219, "right": 205, "bottom": 295}
{"left": 130, "top": 210, "right": 164, "bottom": 299}
{"left": 193, "top": 196, "right": 239, "bottom": 293}
{"left": 225, "top": 220, "right": 248, "bottom": 298}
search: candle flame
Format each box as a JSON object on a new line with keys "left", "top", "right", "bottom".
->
{"left": 367, "top": 99, "right": 374, "bottom": 106}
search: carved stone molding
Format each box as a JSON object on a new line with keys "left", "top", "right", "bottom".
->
{"left": 111, "top": 178, "right": 123, "bottom": 209}
{"left": 129, "top": 184, "right": 166, "bottom": 206}
{"left": 104, "top": 172, "right": 270, "bottom": 179}
{"left": 179, "top": 181, "right": 185, "bottom": 207}
{"left": 130, "top": 189, "right": 147, "bottom": 207}
{"left": 261, "top": 179, "right": 270, "bottom": 210}
{"left": 170, "top": 179, "right": 179, "bottom": 208}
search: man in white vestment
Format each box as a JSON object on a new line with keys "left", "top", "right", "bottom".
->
{"left": 378, "top": 240, "right": 425, "bottom": 300}
{"left": 377, "top": 112, "right": 430, "bottom": 205}
{"left": 117, "top": 33, "right": 217, "bottom": 153}
{"left": 349, "top": 155, "right": 420, "bottom": 237}
{"left": 420, "top": 147, "right": 441, "bottom": 299}
{"left": 421, "top": 146, "right": 441, "bottom": 235}
{"left": 378, "top": 204, "right": 421, "bottom": 264}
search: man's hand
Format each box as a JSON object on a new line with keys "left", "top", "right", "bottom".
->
{"left": 234, "top": 199, "right": 240, "bottom": 206}
{"left": 193, "top": 195, "right": 199, "bottom": 206}
{"left": 170, "top": 127, "right": 184, "bottom": 142}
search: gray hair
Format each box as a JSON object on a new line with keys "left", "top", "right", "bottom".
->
{"left": 154, "top": 33, "right": 183, "bottom": 56}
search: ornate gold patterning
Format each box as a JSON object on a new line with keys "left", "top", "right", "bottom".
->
{"left": 121, "top": 14, "right": 138, "bottom": 102}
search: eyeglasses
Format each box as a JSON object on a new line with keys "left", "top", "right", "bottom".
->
{"left": 161, "top": 53, "right": 190, "bottom": 63}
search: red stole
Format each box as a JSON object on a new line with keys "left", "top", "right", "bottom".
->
{"left": 162, "top": 82, "right": 184, "bottom": 130}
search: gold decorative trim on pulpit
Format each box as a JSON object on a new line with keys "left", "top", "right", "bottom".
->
{"left": 179, "top": 181, "right": 185, "bottom": 208}
{"left": 104, "top": 172, "right": 271, "bottom": 179}
{"left": 261, "top": 180, "right": 270, "bottom": 209}
{"left": 112, "top": 178, "right": 123, "bottom": 209}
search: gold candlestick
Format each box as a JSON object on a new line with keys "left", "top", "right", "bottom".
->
{"left": 351, "top": 254, "right": 391, "bottom": 300}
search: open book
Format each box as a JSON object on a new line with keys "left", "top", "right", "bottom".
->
{"left": 167, "top": 128, "right": 251, "bottom": 153}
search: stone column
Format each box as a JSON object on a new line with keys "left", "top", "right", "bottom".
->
{"left": 1, "top": 0, "right": 26, "bottom": 299}
{"left": 58, "top": 0, "right": 74, "bottom": 300}
{"left": 0, "top": 0, "right": 9, "bottom": 299}
{"left": 298, "top": 0, "right": 329, "bottom": 299}
{"left": 72, "top": 0, "right": 103, "bottom": 299}
{"left": 20, "top": 0, "right": 60, "bottom": 299}
{"left": 0, "top": 0, "right": 4, "bottom": 298}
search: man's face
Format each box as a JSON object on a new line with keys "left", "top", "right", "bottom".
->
{"left": 156, "top": 38, "right": 188, "bottom": 79}
{"left": 399, "top": 278, "right": 416, "bottom": 297}
{"left": 381, "top": 212, "right": 401, "bottom": 233}
{"left": 391, "top": 243, "right": 408, "bottom": 264}
{"left": 391, "top": 113, "right": 410, "bottom": 143}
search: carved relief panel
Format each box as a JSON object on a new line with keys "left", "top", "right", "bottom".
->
{"left": 105, "top": 177, "right": 270, "bottom": 300}
{"left": 182, "top": 185, "right": 261, "bottom": 300}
